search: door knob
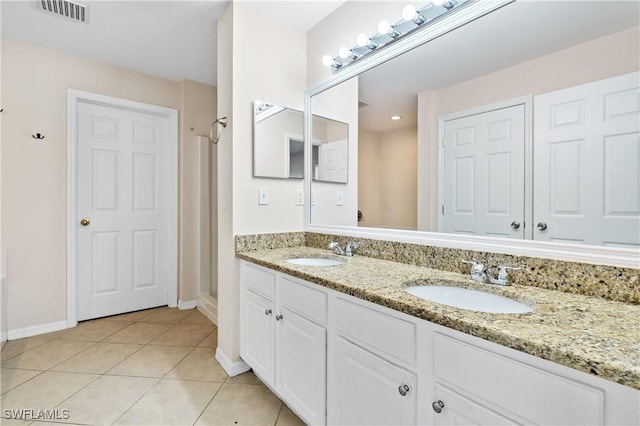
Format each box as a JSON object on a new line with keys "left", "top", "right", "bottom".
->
{"left": 432, "top": 400, "right": 445, "bottom": 414}
{"left": 510, "top": 220, "right": 521, "bottom": 229}
{"left": 398, "top": 384, "right": 410, "bottom": 396}
{"left": 537, "top": 222, "right": 548, "bottom": 231}
{"left": 80, "top": 218, "right": 91, "bottom": 226}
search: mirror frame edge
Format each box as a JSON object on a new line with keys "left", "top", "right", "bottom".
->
{"left": 303, "top": 0, "right": 640, "bottom": 269}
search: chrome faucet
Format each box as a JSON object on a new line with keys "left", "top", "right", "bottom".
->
{"left": 462, "top": 260, "right": 520, "bottom": 286}
{"left": 329, "top": 241, "right": 361, "bottom": 257}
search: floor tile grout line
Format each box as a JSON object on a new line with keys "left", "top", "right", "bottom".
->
{"left": 191, "top": 378, "right": 227, "bottom": 426}
{"left": 0, "top": 368, "right": 47, "bottom": 397}
{"left": 107, "top": 376, "right": 162, "bottom": 426}
{"left": 1, "top": 339, "right": 49, "bottom": 363}
{"left": 274, "top": 401, "right": 285, "bottom": 426}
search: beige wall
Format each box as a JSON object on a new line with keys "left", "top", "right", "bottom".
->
{"left": 359, "top": 126, "right": 417, "bottom": 229}
{"left": 180, "top": 80, "right": 218, "bottom": 302}
{"left": 1, "top": 39, "right": 215, "bottom": 332}
{"left": 216, "top": 1, "right": 307, "bottom": 366}
{"left": 418, "top": 26, "right": 640, "bottom": 230}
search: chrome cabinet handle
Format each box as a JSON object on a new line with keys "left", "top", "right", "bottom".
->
{"left": 510, "top": 220, "right": 521, "bottom": 229}
{"left": 537, "top": 222, "right": 548, "bottom": 231}
{"left": 398, "top": 384, "right": 410, "bottom": 396}
{"left": 264, "top": 309, "right": 272, "bottom": 316}
{"left": 275, "top": 314, "right": 283, "bottom": 321}
{"left": 432, "top": 400, "right": 445, "bottom": 414}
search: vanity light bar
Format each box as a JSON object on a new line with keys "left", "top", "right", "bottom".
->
{"left": 323, "top": 0, "right": 470, "bottom": 73}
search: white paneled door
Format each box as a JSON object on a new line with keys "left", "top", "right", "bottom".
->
{"left": 442, "top": 104, "right": 526, "bottom": 238}
{"left": 318, "top": 139, "right": 348, "bottom": 182}
{"left": 75, "top": 99, "right": 175, "bottom": 321}
{"left": 534, "top": 72, "right": 640, "bottom": 247}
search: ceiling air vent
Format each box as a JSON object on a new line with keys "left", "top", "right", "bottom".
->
{"left": 40, "top": 0, "right": 88, "bottom": 23}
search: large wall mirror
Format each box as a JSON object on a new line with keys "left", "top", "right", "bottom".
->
{"left": 307, "top": 0, "right": 640, "bottom": 255}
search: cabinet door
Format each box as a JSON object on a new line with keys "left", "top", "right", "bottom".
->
{"left": 432, "top": 383, "right": 517, "bottom": 425}
{"left": 276, "top": 306, "right": 326, "bottom": 425}
{"left": 328, "top": 336, "right": 416, "bottom": 425}
{"left": 240, "top": 289, "right": 275, "bottom": 386}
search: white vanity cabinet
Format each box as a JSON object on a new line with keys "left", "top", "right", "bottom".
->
{"left": 239, "top": 262, "right": 327, "bottom": 425}
{"left": 327, "top": 296, "right": 418, "bottom": 425}
{"left": 239, "top": 260, "right": 639, "bottom": 426}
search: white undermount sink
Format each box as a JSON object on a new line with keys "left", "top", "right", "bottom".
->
{"left": 286, "top": 257, "right": 346, "bottom": 267}
{"left": 405, "top": 285, "right": 534, "bottom": 314}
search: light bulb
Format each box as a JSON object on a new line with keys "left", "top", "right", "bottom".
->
{"left": 322, "top": 54, "right": 334, "bottom": 67}
{"left": 432, "top": 0, "right": 445, "bottom": 5}
{"left": 402, "top": 4, "right": 417, "bottom": 21}
{"left": 390, "top": 115, "right": 403, "bottom": 121}
{"left": 402, "top": 3, "right": 425, "bottom": 24}
{"left": 356, "top": 33, "right": 370, "bottom": 47}
{"left": 377, "top": 19, "right": 391, "bottom": 35}
{"left": 356, "top": 33, "right": 378, "bottom": 50}
{"left": 339, "top": 46, "right": 351, "bottom": 59}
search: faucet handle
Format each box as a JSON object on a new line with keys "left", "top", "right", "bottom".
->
{"left": 462, "top": 259, "right": 484, "bottom": 272}
{"left": 497, "top": 265, "right": 521, "bottom": 281}
{"left": 345, "top": 241, "right": 361, "bottom": 256}
{"left": 462, "top": 259, "right": 485, "bottom": 280}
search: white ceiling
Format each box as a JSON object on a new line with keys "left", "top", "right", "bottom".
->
{"left": 1, "top": 0, "right": 346, "bottom": 86}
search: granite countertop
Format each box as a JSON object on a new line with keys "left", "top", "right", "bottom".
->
{"left": 237, "top": 246, "right": 640, "bottom": 390}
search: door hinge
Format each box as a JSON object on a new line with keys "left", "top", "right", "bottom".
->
{"left": 441, "top": 205, "right": 445, "bottom": 215}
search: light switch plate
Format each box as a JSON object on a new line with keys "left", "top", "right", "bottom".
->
{"left": 258, "top": 187, "right": 269, "bottom": 205}
{"left": 296, "top": 189, "right": 304, "bottom": 206}
{"left": 336, "top": 191, "right": 344, "bottom": 206}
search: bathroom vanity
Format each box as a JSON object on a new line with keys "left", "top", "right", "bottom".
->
{"left": 237, "top": 244, "right": 640, "bottom": 425}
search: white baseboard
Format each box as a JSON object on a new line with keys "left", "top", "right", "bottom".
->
{"left": 197, "top": 293, "right": 218, "bottom": 326}
{"left": 8, "top": 320, "right": 69, "bottom": 340}
{"left": 177, "top": 299, "right": 197, "bottom": 310}
{"left": 215, "top": 347, "right": 251, "bottom": 377}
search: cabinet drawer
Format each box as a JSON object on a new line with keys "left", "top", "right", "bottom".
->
{"left": 432, "top": 382, "right": 516, "bottom": 425}
{"left": 433, "top": 332, "right": 604, "bottom": 425}
{"left": 240, "top": 262, "right": 276, "bottom": 299}
{"left": 278, "top": 276, "right": 327, "bottom": 325}
{"left": 334, "top": 297, "right": 416, "bottom": 367}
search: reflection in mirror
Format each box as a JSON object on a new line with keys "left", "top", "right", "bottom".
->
{"left": 311, "top": 115, "right": 349, "bottom": 183}
{"left": 309, "top": 0, "right": 640, "bottom": 248}
{"left": 253, "top": 100, "right": 304, "bottom": 179}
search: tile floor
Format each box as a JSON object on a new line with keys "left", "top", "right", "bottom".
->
{"left": 0, "top": 307, "right": 304, "bottom": 426}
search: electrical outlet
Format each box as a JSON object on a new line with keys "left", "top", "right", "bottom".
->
{"left": 258, "top": 187, "right": 269, "bottom": 205}
{"left": 296, "top": 189, "right": 304, "bottom": 206}
{"left": 336, "top": 191, "right": 344, "bottom": 206}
